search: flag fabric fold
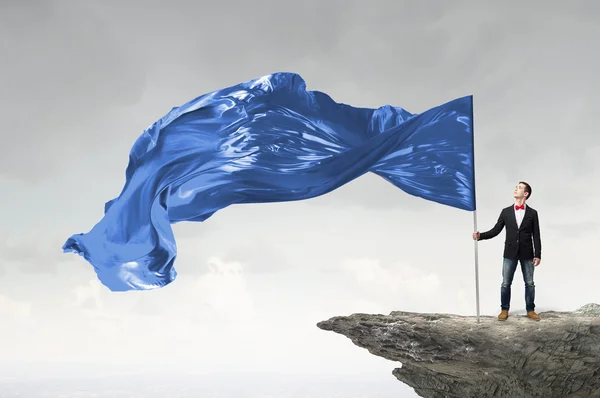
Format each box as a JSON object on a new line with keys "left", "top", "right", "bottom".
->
{"left": 63, "top": 72, "right": 475, "bottom": 291}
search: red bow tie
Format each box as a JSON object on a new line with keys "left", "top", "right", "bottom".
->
{"left": 515, "top": 205, "right": 524, "bottom": 210}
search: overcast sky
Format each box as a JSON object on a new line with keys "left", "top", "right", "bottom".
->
{"left": 1, "top": 1, "right": 599, "bottom": 397}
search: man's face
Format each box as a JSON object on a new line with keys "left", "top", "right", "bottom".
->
{"left": 513, "top": 184, "right": 527, "bottom": 199}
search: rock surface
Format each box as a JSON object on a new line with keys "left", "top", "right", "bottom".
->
{"left": 317, "top": 304, "right": 600, "bottom": 398}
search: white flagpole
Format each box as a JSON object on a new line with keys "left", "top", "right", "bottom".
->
{"left": 474, "top": 210, "right": 480, "bottom": 323}
{"left": 470, "top": 95, "right": 480, "bottom": 324}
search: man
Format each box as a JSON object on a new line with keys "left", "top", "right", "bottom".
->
{"left": 472, "top": 182, "right": 542, "bottom": 321}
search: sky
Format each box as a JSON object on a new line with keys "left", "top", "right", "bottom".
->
{"left": 1, "top": 1, "right": 599, "bottom": 397}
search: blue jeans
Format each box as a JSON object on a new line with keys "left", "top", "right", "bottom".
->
{"left": 501, "top": 257, "right": 535, "bottom": 312}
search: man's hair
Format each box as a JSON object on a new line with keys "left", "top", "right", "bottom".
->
{"left": 519, "top": 181, "right": 532, "bottom": 200}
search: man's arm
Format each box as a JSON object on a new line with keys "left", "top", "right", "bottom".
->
{"left": 479, "top": 210, "right": 505, "bottom": 240}
{"left": 533, "top": 210, "right": 541, "bottom": 259}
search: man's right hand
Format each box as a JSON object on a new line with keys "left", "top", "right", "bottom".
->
{"left": 472, "top": 232, "right": 480, "bottom": 241}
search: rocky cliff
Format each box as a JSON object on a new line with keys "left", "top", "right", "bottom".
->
{"left": 317, "top": 304, "right": 600, "bottom": 398}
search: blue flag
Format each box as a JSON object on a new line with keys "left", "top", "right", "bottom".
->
{"left": 63, "top": 72, "right": 475, "bottom": 291}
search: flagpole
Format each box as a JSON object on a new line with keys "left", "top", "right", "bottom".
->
{"left": 474, "top": 210, "right": 480, "bottom": 323}
{"left": 470, "top": 95, "right": 480, "bottom": 324}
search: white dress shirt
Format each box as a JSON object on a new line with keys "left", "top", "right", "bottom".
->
{"left": 514, "top": 203, "right": 526, "bottom": 228}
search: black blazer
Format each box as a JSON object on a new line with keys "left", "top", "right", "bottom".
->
{"left": 479, "top": 205, "right": 541, "bottom": 260}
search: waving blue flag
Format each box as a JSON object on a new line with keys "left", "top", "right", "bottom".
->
{"left": 63, "top": 72, "right": 475, "bottom": 291}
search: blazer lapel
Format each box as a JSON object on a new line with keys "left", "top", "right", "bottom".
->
{"left": 519, "top": 206, "right": 532, "bottom": 231}
{"left": 507, "top": 205, "right": 518, "bottom": 230}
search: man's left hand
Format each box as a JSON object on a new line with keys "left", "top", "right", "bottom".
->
{"left": 533, "top": 258, "right": 541, "bottom": 267}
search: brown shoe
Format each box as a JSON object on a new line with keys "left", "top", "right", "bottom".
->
{"left": 498, "top": 310, "right": 509, "bottom": 321}
{"left": 527, "top": 311, "right": 540, "bottom": 321}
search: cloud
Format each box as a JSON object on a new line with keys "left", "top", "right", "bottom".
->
{"left": 129, "top": 256, "right": 255, "bottom": 324}
{"left": 0, "top": 231, "right": 99, "bottom": 312}
{"left": 193, "top": 257, "right": 256, "bottom": 322}
{"left": 72, "top": 279, "right": 104, "bottom": 311}
{"left": 0, "top": 1, "right": 147, "bottom": 180}
{"left": 340, "top": 257, "right": 441, "bottom": 291}
{"left": 335, "top": 257, "right": 454, "bottom": 314}
{"left": 222, "top": 241, "right": 290, "bottom": 274}
{"left": 0, "top": 233, "right": 67, "bottom": 274}
{"left": 0, "top": 294, "right": 31, "bottom": 319}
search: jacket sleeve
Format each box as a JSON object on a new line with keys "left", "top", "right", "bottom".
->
{"left": 479, "top": 210, "right": 505, "bottom": 240}
{"left": 533, "top": 210, "right": 542, "bottom": 259}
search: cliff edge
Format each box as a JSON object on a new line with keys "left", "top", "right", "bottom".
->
{"left": 317, "top": 304, "right": 600, "bottom": 398}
